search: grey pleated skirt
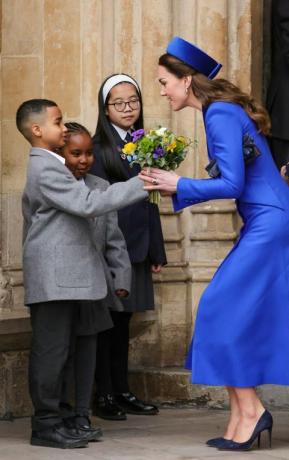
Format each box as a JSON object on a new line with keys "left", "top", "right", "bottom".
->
{"left": 121, "top": 258, "right": 155, "bottom": 312}
{"left": 76, "top": 299, "right": 113, "bottom": 336}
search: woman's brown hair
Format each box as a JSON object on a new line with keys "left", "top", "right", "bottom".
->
{"left": 159, "top": 54, "right": 271, "bottom": 135}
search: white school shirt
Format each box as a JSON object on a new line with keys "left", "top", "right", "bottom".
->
{"left": 36, "top": 148, "right": 65, "bottom": 164}
{"left": 111, "top": 123, "right": 130, "bottom": 142}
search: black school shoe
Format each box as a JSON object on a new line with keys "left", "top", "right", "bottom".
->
{"left": 115, "top": 392, "right": 159, "bottom": 415}
{"left": 30, "top": 423, "right": 88, "bottom": 449}
{"left": 94, "top": 394, "right": 127, "bottom": 420}
{"left": 64, "top": 415, "right": 103, "bottom": 442}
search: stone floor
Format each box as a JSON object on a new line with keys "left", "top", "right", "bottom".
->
{"left": 1, "top": 407, "right": 289, "bottom": 460}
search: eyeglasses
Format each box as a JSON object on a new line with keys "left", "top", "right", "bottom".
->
{"left": 107, "top": 98, "right": 140, "bottom": 112}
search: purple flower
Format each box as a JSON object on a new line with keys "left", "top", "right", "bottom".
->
{"left": 131, "top": 129, "right": 145, "bottom": 142}
{"left": 153, "top": 145, "right": 165, "bottom": 159}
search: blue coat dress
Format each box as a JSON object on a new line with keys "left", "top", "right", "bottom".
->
{"left": 174, "top": 101, "right": 289, "bottom": 387}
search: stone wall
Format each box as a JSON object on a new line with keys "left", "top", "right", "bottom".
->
{"left": 0, "top": 0, "right": 271, "bottom": 417}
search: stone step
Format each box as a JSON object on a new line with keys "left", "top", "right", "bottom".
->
{"left": 129, "top": 367, "right": 289, "bottom": 410}
{"left": 129, "top": 367, "right": 229, "bottom": 407}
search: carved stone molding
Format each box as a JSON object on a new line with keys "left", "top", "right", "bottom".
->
{"left": 0, "top": 269, "right": 12, "bottom": 311}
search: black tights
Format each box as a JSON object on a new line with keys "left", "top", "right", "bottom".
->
{"left": 96, "top": 311, "right": 133, "bottom": 395}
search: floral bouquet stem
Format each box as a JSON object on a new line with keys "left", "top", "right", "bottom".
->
{"left": 149, "top": 189, "right": 161, "bottom": 205}
{"left": 146, "top": 167, "right": 161, "bottom": 205}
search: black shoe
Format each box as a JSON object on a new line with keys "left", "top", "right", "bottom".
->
{"left": 115, "top": 392, "right": 159, "bottom": 415}
{"left": 75, "top": 415, "right": 103, "bottom": 442}
{"left": 31, "top": 424, "right": 88, "bottom": 449}
{"left": 94, "top": 394, "right": 127, "bottom": 420}
{"left": 64, "top": 415, "right": 103, "bottom": 442}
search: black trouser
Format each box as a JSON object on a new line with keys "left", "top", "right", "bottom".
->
{"left": 96, "top": 311, "right": 133, "bottom": 395}
{"left": 269, "top": 137, "right": 289, "bottom": 170}
{"left": 61, "top": 334, "right": 97, "bottom": 417}
{"left": 29, "top": 300, "right": 79, "bottom": 431}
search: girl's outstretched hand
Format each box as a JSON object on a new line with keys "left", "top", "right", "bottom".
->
{"left": 138, "top": 167, "right": 180, "bottom": 195}
{"left": 115, "top": 289, "right": 129, "bottom": 298}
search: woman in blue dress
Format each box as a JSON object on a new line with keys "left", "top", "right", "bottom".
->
{"left": 140, "top": 37, "right": 289, "bottom": 451}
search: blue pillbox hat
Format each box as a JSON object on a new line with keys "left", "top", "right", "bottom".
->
{"left": 167, "top": 36, "right": 222, "bottom": 79}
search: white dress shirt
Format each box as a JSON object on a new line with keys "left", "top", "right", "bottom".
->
{"left": 35, "top": 148, "right": 65, "bottom": 164}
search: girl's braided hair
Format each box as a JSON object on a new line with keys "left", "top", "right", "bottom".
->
{"left": 64, "top": 121, "right": 91, "bottom": 138}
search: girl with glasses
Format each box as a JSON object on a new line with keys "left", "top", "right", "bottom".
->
{"left": 90, "top": 74, "right": 167, "bottom": 420}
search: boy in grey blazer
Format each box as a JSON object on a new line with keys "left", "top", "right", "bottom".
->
{"left": 16, "top": 99, "right": 147, "bottom": 449}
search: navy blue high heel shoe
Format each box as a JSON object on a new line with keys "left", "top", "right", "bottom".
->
{"left": 218, "top": 409, "right": 273, "bottom": 451}
{"left": 206, "top": 437, "right": 232, "bottom": 448}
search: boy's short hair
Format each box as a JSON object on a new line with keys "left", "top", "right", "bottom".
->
{"left": 16, "top": 99, "right": 57, "bottom": 141}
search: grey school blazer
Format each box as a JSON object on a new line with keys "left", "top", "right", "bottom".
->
{"left": 22, "top": 148, "right": 147, "bottom": 305}
{"left": 84, "top": 173, "right": 131, "bottom": 312}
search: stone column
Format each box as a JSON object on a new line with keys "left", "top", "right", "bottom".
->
{"left": 0, "top": 0, "right": 44, "bottom": 416}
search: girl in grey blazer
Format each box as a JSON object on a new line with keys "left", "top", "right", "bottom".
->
{"left": 60, "top": 122, "right": 134, "bottom": 441}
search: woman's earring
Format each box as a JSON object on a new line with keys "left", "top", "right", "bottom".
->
{"left": 185, "top": 87, "right": 189, "bottom": 94}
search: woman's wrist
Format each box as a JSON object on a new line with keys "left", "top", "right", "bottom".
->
{"left": 175, "top": 175, "right": 182, "bottom": 193}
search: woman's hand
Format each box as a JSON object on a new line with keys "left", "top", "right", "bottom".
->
{"left": 280, "top": 164, "right": 289, "bottom": 185}
{"left": 151, "top": 264, "right": 162, "bottom": 274}
{"left": 280, "top": 165, "right": 286, "bottom": 178}
{"left": 138, "top": 168, "right": 180, "bottom": 195}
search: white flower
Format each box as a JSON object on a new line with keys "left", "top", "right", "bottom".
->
{"left": 155, "top": 127, "right": 167, "bottom": 136}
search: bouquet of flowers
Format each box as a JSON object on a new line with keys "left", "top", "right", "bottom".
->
{"left": 121, "top": 127, "right": 192, "bottom": 204}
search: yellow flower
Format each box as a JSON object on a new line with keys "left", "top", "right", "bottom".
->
{"left": 176, "top": 136, "right": 188, "bottom": 145}
{"left": 167, "top": 139, "right": 177, "bottom": 152}
{"left": 122, "top": 142, "right": 137, "bottom": 155}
